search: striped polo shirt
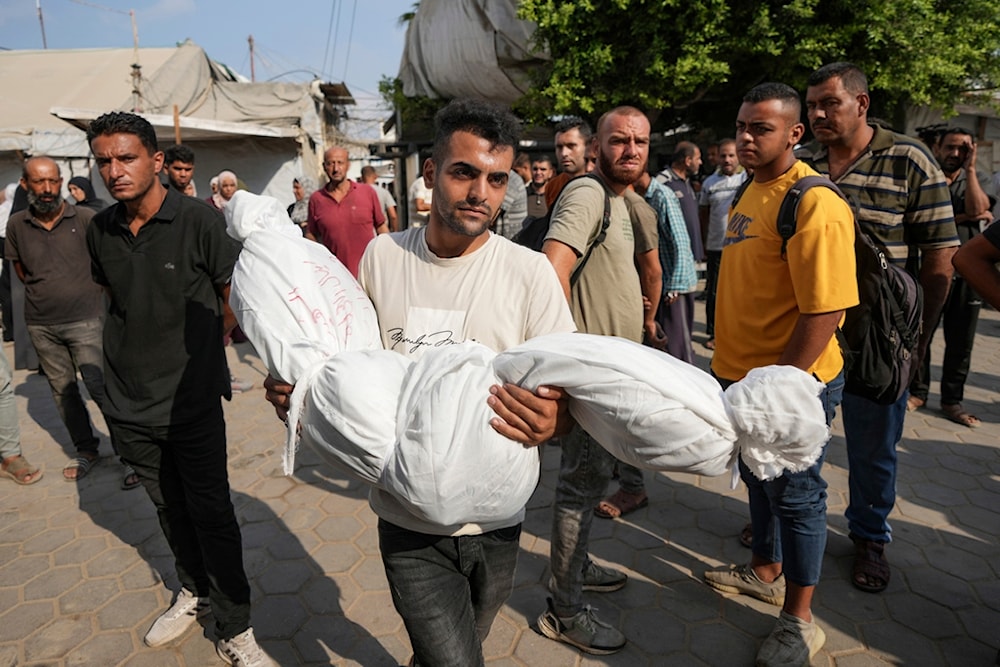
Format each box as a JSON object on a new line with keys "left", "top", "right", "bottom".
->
{"left": 804, "top": 124, "right": 958, "bottom": 265}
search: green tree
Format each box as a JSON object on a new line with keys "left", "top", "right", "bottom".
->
{"left": 517, "top": 0, "right": 1000, "bottom": 132}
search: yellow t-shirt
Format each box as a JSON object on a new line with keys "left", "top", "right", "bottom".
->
{"left": 712, "top": 161, "right": 859, "bottom": 383}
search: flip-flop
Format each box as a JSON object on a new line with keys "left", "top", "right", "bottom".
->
{"left": 595, "top": 489, "right": 648, "bottom": 519}
{"left": 1, "top": 455, "right": 43, "bottom": 485}
{"left": 941, "top": 403, "right": 980, "bottom": 428}
{"left": 121, "top": 464, "right": 141, "bottom": 491}
{"left": 63, "top": 455, "right": 98, "bottom": 482}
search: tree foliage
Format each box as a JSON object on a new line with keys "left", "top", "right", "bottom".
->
{"left": 516, "top": 0, "right": 1000, "bottom": 132}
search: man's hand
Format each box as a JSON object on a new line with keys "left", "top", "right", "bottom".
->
{"left": 644, "top": 321, "right": 668, "bottom": 351}
{"left": 487, "top": 384, "right": 572, "bottom": 447}
{"left": 263, "top": 374, "right": 294, "bottom": 422}
{"left": 963, "top": 137, "right": 977, "bottom": 171}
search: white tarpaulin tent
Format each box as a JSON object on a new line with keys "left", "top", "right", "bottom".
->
{"left": 0, "top": 40, "right": 351, "bottom": 204}
{"left": 398, "top": 0, "right": 547, "bottom": 104}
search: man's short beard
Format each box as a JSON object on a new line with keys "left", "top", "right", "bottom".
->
{"left": 27, "top": 191, "right": 63, "bottom": 215}
{"left": 599, "top": 153, "right": 643, "bottom": 187}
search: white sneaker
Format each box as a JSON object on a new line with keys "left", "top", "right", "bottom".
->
{"left": 143, "top": 588, "right": 210, "bottom": 647}
{"left": 216, "top": 627, "right": 276, "bottom": 667}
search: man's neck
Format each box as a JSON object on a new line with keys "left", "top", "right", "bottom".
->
{"left": 670, "top": 165, "right": 688, "bottom": 181}
{"left": 634, "top": 173, "right": 651, "bottom": 196}
{"left": 753, "top": 153, "right": 797, "bottom": 183}
{"left": 326, "top": 179, "right": 350, "bottom": 194}
{"left": 124, "top": 181, "right": 167, "bottom": 234}
{"left": 31, "top": 202, "right": 65, "bottom": 226}
{"left": 531, "top": 181, "right": 547, "bottom": 194}
{"left": 593, "top": 169, "right": 626, "bottom": 195}
{"left": 825, "top": 122, "right": 875, "bottom": 171}
{"left": 424, "top": 220, "right": 489, "bottom": 258}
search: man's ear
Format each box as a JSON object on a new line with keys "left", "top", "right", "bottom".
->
{"left": 421, "top": 157, "right": 435, "bottom": 189}
{"left": 856, "top": 92, "right": 870, "bottom": 118}
{"left": 789, "top": 122, "right": 806, "bottom": 147}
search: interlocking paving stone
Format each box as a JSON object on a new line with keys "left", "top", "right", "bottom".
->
{"left": 2, "top": 307, "right": 999, "bottom": 665}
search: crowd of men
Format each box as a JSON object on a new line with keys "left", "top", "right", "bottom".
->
{"left": 1, "top": 60, "right": 997, "bottom": 667}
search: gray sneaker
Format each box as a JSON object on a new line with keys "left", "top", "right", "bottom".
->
{"left": 704, "top": 563, "right": 785, "bottom": 606}
{"left": 216, "top": 627, "right": 277, "bottom": 667}
{"left": 536, "top": 597, "right": 626, "bottom": 655}
{"left": 755, "top": 610, "right": 826, "bottom": 666}
{"left": 548, "top": 560, "right": 628, "bottom": 593}
{"left": 143, "top": 587, "right": 210, "bottom": 647}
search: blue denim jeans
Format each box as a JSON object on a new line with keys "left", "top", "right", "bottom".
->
{"left": 841, "top": 390, "right": 907, "bottom": 543}
{"left": 733, "top": 371, "right": 844, "bottom": 587}
{"left": 26, "top": 318, "right": 105, "bottom": 454}
{"left": 0, "top": 350, "right": 21, "bottom": 460}
{"left": 378, "top": 519, "right": 521, "bottom": 667}
{"left": 108, "top": 406, "right": 251, "bottom": 640}
{"left": 550, "top": 424, "right": 617, "bottom": 616}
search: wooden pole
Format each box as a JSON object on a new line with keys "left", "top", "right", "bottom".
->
{"left": 173, "top": 105, "right": 181, "bottom": 145}
{"left": 248, "top": 35, "right": 256, "bottom": 83}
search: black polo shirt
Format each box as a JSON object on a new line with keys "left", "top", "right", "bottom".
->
{"left": 5, "top": 203, "right": 104, "bottom": 325}
{"left": 87, "top": 187, "right": 242, "bottom": 426}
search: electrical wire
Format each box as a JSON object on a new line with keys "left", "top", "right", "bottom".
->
{"left": 341, "top": 0, "right": 358, "bottom": 83}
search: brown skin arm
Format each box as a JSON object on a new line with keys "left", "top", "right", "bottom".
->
{"left": 916, "top": 246, "right": 958, "bottom": 359}
{"left": 541, "top": 238, "right": 579, "bottom": 302}
{"left": 375, "top": 221, "right": 389, "bottom": 235}
{"left": 635, "top": 249, "right": 665, "bottom": 349}
{"left": 776, "top": 310, "right": 845, "bottom": 371}
{"left": 953, "top": 232, "right": 1000, "bottom": 309}
{"left": 219, "top": 283, "right": 237, "bottom": 336}
{"left": 386, "top": 205, "right": 399, "bottom": 232}
{"left": 414, "top": 197, "right": 431, "bottom": 213}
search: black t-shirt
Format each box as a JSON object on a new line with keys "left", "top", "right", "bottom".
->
{"left": 87, "top": 187, "right": 242, "bottom": 426}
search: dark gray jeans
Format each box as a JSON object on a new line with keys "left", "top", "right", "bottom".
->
{"left": 379, "top": 519, "right": 520, "bottom": 667}
{"left": 27, "top": 318, "right": 105, "bottom": 454}
{"left": 549, "top": 424, "right": 617, "bottom": 616}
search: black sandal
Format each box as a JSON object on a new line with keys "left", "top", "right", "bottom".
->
{"left": 851, "top": 535, "right": 890, "bottom": 593}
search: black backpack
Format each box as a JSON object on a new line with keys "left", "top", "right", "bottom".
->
{"left": 732, "top": 175, "right": 923, "bottom": 404}
{"left": 513, "top": 173, "right": 611, "bottom": 285}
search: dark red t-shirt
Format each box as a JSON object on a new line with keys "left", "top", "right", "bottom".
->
{"left": 306, "top": 181, "right": 385, "bottom": 277}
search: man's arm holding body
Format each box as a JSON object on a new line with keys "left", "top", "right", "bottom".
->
{"left": 953, "top": 231, "right": 1000, "bottom": 308}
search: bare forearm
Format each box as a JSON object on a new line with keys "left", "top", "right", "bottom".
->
{"left": 962, "top": 168, "right": 991, "bottom": 220}
{"left": 917, "top": 246, "right": 958, "bottom": 353}
{"left": 776, "top": 311, "right": 844, "bottom": 372}
{"left": 636, "top": 250, "right": 662, "bottom": 332}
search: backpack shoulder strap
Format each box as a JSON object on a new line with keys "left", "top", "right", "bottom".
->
{"left": 569, "top": 173, "right": 613, "bottom": 285}
{"left": 776, "top": 175, "right": 847, "bottom": 260}
{"left": 729, "top": 175, "right": 753, "bottom": 212}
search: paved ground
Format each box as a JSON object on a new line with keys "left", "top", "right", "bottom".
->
{"left": 1, "top": 299, "right": 998, "bottom": 666}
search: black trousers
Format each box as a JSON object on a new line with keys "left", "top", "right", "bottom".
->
{"left": 910, "top": 223, "right": 982, "bottom": 404}
{"left": 108, "top": 405, "right": 251, "bottom": 639}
